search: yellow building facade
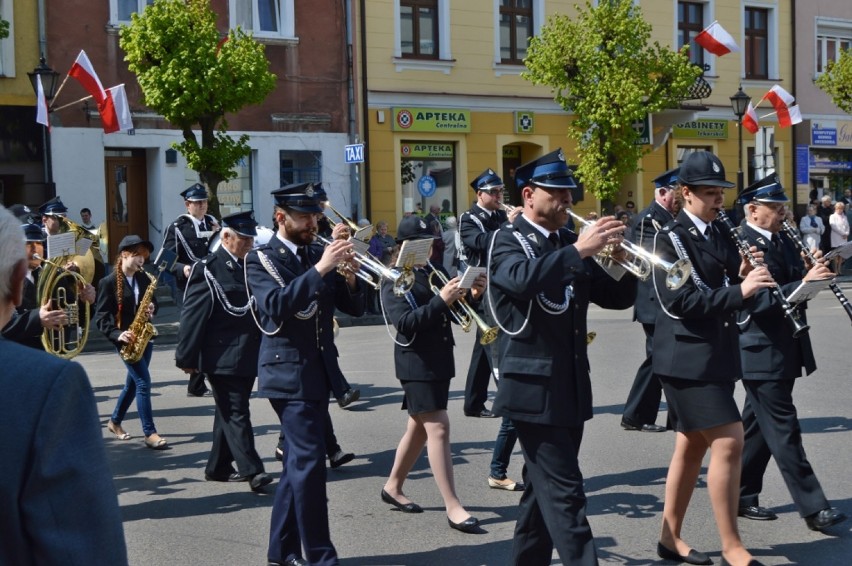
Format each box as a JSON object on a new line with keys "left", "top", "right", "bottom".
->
{"left": 0, "top": 0, "right": 40, "bottom": 105}
{"left": 358, "top": 0, "right": 794, "bottom": 228}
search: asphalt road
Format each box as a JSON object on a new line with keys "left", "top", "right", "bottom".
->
{"left": 77, "top": 285, "right": 852, "bottom": 565}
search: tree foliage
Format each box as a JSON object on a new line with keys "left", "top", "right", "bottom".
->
{"left": 816, "top": 48, "right": 852, "bottom": 115}
{"left": 120, "top": 0, "right": 276, "bottom": 215}
{"left": 0, "top": 16, "right": 10, "bottom": 40}
{"left": 523, "top": 0, "right": 701, "bottom": 200}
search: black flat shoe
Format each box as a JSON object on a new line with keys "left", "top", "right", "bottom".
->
{"left": 448, "top": 516, "right": 480, "bottom": 533}
{"left": 381, "top": 489, "right": 423, "bottom": 513}
{"left": 249, "top": 472, "right": 273, "bottom": 491}
{"left": 657, "top": 542, "right": 712, "bottom": 565}
{"left": 621, "top": 419, "right": 666, "bottom": 432}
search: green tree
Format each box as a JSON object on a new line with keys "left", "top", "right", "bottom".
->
{"left": 816, "top": 48, "right": 852, "bottom": 115}
{"left": 0, "top": 16, "right": 10, "bottom": 40}
{"left": 120, "top": 0, "right": 276, "bottom": 216}
{"left": 523, "top": 0, "right": 701, "bottom": 200}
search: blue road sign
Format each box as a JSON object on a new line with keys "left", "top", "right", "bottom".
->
{"left": 345, "top": 143, "right": 365, "bottom": 163}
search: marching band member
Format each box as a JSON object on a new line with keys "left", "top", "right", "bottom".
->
{"left": 621, "top": 168, "right": 680, "bottom": 433}
{"left": 487, "top": 149, "right": 636, "bottom": 565}
{"left": 161, "top": 183, "right": 220, "bottom": 397}
{"left": 458, "top": 168, "right": 507, "bottom": 419}
{"left": 652, "top": 151, "right": 774, "bottom": 566}
{"left": 246, "top": 182, "right": 365, "bottom": 566}
{"left": 95, "top": 235, "right": 167, "bottom": 450}
{"left": 175, "top": 210, "right": 271, "bottom": 491}
{"left": 380, "top": 215, "right": 485, "bottom": 534}
{"left": 734, "top": 175, "right": 847, "bottom": 532}
{"left": 1, "top": 222, "right": 67, "bottom": 349}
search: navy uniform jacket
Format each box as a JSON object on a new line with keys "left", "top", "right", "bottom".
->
{"left": 381, "top": 265, "right": 455, "bottom": 382}
{"left": 458, "top": 204, "right": 507, "bottom": 267}
{"left": 628, "top": 201, "right": 674, "bottom": 324}
{"left": 95, "top": 270, "right": 159, "bottom": 348}
{"left": 161, "top": 213, "right": 218, "bottom": 289}
{"left": 175, "top": 247, "right": 261, "bottom": 377}
{"left": 652, "top": 211, "right": 751, "bottom": 382}
{"left": 0, "top": 337, "right": 128, "bottom": 565}
{"left": 737, "top": 224, "right": 816, "bottom": 380}
{"left": 246, "top": 233, "right": 365, "bottom": 401}
{"left": 489, "top": 215, "right": 636, "bottom": 427}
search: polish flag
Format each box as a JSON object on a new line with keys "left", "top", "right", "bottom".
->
{"left": 761, "top": 85, "right": 796, "bottom": 114}
{"left": 695, "top": 21, "right": 740, "bottom": 56}
{"left": 67, "top": 50, "right": 107, "bottom": 105}
{"left": 100, "top": 84, "right": 134, "bottom": 134}
{"left": 777, "top": 104, "right": 802, "bottom": 128}
{"left": 35, "top": 75, "right": 51, "bottom": 130}
{"left": 742, "top": 102, "right": 759, "bottom": 134}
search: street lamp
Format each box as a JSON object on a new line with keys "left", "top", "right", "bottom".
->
{"left": 730, "top": 85, "right": 752, "bottom": 192}
{"left": 27, "top": 56, "right": 60, "bottom": 191}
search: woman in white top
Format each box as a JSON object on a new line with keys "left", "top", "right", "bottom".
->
{"left": 829, "top": 202, "right": 850, "bottom": 274}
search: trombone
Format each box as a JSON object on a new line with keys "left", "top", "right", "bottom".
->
{"left": 427, "top": 262, "right": 498, "bottom": 345}
{"left": 500, "top": 203, "right": 691, "bottom": 290}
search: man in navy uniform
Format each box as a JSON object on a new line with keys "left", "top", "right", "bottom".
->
{"left": 735, "top": 175, "right": 847, "bottom": 532}
{"left": 488, "top": 149, "right": 636, "bottom": 565}
{"left": 246, "top": 182, "right": 366, "bottom": 566}
{"left": 162, "top": 183, "right": 220, "bottom": 396}
{"left": 620, "top": 168, "right": 680, "bottom": 433}
{"left": 458, "top": 168, "right": 508, "bottom": 418}
{"left": 176, "top": 210, "right": 271, "bottom": 491}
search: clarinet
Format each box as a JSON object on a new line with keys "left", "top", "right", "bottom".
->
{"left": 716, "top": 211, "right": 809, "bottom": 337}
{"left": 781, "top": 219, "right": 852, "bottom": 325}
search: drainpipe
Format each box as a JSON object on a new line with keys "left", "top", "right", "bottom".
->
{"left": 359, "top": 0, "right": 372, "bottom": 218}
{"left": 37, "top": 0, "right": 48, "bottom": 59}
{"left": 790, "top": 0, "right": 799, "bottom": 212}
{"left": 344, "top": 0, "right": 360, "bottom": 219}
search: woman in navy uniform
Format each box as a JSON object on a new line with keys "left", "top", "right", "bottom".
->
{"left": 488, "top": 149, "right": 636, "bottom": 566}
{"left": 176, "top": 210, "right": 271, "bottom": 491}
{"left": 734, "top": 175, "right": 846, "bottom": 532}
{"left": 652, "top": 151, "right": 774, "bottom": 566}
{"left": 246, "top": 182, "right": 365, "bottom": 566}
{"left": 95, "top": 235, "right": 167, "bottom": 450}
{"left": 380, "top": 214, "right": 485, "bottom": 533}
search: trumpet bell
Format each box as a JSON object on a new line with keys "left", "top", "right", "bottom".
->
{"left": 479, "top": 326, "right": 498, "bottom": 345}
{"left": 665, "top": 258, "right": 692, "bottom": 290}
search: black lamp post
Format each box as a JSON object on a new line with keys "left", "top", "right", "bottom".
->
{"left": 27, "top": 56, "right": 60, "bottom": 191}
{"left": 730, "top": 85, "right": 752, "bottom": 192}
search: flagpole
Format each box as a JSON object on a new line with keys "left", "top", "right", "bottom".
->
{"left": 48, "top": 73, "right": 74, "bottom": 110}
{"left": 51, "top": 94, "right": 94, "bottom": 113}
{"left": 759, "top": 111, "right": 777, "bottom": 119}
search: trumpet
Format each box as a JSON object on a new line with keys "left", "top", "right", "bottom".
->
{"left": 316, "top": 234, "right": 414, "bottom": 296}
{"left": 34, "top": 253, "right": 91, "bottom": 359}
{"left": 566, "top": 209, "right": 692, "bottom": 290}
{"left": 427, "top": 262, "right": 498, "bottom": 345}
{"left": 322, "top": 201, "right": 373, "bottom": 240}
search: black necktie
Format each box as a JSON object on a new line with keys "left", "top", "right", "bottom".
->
{"left": 771, "top": 234, "right": 782, "bottom": 251}
{"left": 810, "top": 217, "right": 818, "bottom": 228}
{"left": 704, "top": 226, "right": 713, "bottom": 241}
{"left": 199, "top": 219, "right": 207, "bottom": 232}
{"left": 548, "top": 233, "right": 560, "bottom": 249}
{"left": 297, "top": 247, "right": 311, "bottom": 270}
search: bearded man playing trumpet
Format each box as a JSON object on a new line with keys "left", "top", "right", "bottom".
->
{"left": 245, "top": 182, "right": 366, "bottom": 566}
{"left": 487, "top": 148, "right": 636, "bottom": 565}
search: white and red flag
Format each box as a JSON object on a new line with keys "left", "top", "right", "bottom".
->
{"left": 101, "top": 84, "right": 134, "bottom": 134}
{"left": 67, "top": 50, "right": 107, "bottom": 105}
{"left": 761, "top": 85, "right": 796, "bottom": 113}
{"left": 695, "top": 21, "right": 740, "bottom": 56}
{"left": 742, "top": 102, "right": 760, "bottom": 134}
{"left": 777, "top": 104, "right": 803, "bottom": 128}
{"left": 35, "top": 75, "right": 51, "bottom": 130}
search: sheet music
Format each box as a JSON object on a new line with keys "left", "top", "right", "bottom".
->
{"left": 395, "top": 239, "right": 432, "bottom": 268}
{"left": 350, "top": 238, "right": 370, "bottom": 256}
{"left": 786, "top": 278, "right": 832, "bottom": 304}
{"left": 46, "top": 233, "right": 76, "bottom": 259}
{"left": 354, "top": 226, "right": 373, "bottom": 242}
{"left": 458, "top": 266, "right": 486, "bottom": 289}
{"left": 75, "top": 238, "right": 93, "bottom": 256}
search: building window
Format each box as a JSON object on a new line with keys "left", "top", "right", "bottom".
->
{"left": 499, "top": 0, "right": 533, "bottom": 64}
{"left": 280, "top": 150, "right": 322, "bottom": 187}
{"left": 0, "top": 0, "right": 14, "bottom": 77}
{"left": 400, "top": 0, "right": 439, "bottom": 58}
{"left": 110, "top": 0, "right": 153, "bottom": 24}
{"left": 232, "top": 0, "right": 295, "bottom": 38}
{"left": 677, "top": 1, "right": 704, "bottom": 67}
{"left": 744, "top": 7, "right": 769, "bottom": 79}
{"left": 816, "top": 22, "right": 852, "bottom": 75}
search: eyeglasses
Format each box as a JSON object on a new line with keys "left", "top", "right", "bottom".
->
{"left": 481, "top": 189, "right": 503, "bottom": 195}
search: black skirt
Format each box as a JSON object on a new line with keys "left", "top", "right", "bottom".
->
{"left": 660, "top": 376, "right": 741, "bottom": 433}
{"left": 400, "top": 380, "right": 450, "bottom": 415}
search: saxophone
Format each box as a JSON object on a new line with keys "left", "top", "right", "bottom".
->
{"left": 119, "top": 269, "right": 159, "bottom": 363}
